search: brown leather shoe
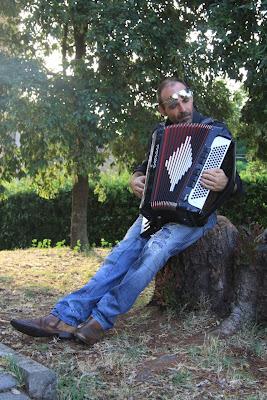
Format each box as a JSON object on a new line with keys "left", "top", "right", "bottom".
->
{"left": 10, "top": 314, "right": 76, "bottom": 339}
{"left": 75, "top": 317, "right": 104, "bottom": 345}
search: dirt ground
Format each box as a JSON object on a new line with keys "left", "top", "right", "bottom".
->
{"left": 0, "top": 248, "right": 266, "bottom": 399}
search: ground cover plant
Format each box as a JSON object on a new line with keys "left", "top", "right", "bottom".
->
{"left": 0, "top": 247, "right": 266, "bottom": 399}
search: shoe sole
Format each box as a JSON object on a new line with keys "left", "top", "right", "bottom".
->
{"left": 10, "top": 320, "right": 74, "bottom": 339}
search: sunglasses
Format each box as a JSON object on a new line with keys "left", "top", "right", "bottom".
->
{"left": 161, "top": 89, "right": 193, "bottom": 110}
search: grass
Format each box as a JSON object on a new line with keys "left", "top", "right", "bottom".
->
{"left": 0, "top": 355, "right": 24, "bottom": 386}
{"left": 0, "top": 247, "right": 266, "bottom": 399}
{"left": 0, "top": 275, "right": 13, "bottom": 283}
{"left": 171, "top": 369, "right": 193, "bottom": 387}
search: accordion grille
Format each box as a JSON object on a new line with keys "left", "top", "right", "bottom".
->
{"left": 190, "top": 143, "right": 229, "bottom": 200}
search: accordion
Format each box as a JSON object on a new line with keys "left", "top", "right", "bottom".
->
{"left": 140, "top": 122, "right": 236, "bottom": 236}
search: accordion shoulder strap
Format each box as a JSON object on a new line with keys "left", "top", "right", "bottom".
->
{"left": 201, "top": 117, "right": 231, "bottom": 133}
{"left": 201, "top": 117, "right": 214, "bottom": 125}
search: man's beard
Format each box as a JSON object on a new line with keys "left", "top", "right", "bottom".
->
{"left": 175, "top": 112, "right": 192, "bottom": 123}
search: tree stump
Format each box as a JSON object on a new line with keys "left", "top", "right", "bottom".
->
{"left": 212, "top": 229, "right": 267, "bottom": 336}
{"left": 151, "top": 216, "right": 267, "bottom": 335}
{"left": 256, "top": 239, "right": 267, "bottom": 321}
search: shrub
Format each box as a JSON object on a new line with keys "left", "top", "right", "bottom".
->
{"left": 0, "top": 175, "right": 139, "bottom": 250}
{"left": 0, "top": 191, "right": 71, "bottom": 250}
{"left": 220, "top": 176, "right": 267, "bottom": 228}
{"left": 0, "top": 172, "right": 266, "bottom": 250}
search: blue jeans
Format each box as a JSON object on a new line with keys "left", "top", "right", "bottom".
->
{"left": 52, "top": 213, "right": 217, "bottom": 330}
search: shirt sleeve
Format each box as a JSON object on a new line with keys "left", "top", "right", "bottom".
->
{"left": 133, "top": 161, "right": 148, "bottom": 175}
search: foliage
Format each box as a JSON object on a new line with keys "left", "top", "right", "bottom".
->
{"left": 0, "top": 174, "right": 139, "bottom": 250}
{"left": 1, "top": 1, "right": 255, "bottom": 180}
{"left": 204, "top": 0, "right": 267, "bottom": 161}
{"left": 94, "top": 170, "right": 130, "bottom": 202}
{"left": 0, "top": 0, "right": 266, "bottom": 248}
{"left": 0, "top": 169, "right": 266, "bottom": 250}
{"left": 236, "top": 160, "right": 247, "bottom": 174}
{"left": 32, "top": 238, "right": 52, "bottom": 248}
{"left": 220, "top": 178, "right": 267, "bottom": 228}
{"left": 112, "top": 79, "right": 246, "bottom": 169}
{"left": 240, "top": 160, "right": 267, "bottom": 182}
{"left": 0, "top": 190, "right": 72, "bottom": 250}
{"left": 0, "top": 177, "right": 35, "bottom": 199}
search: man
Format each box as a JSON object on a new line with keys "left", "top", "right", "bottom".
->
{"left": 11, "top": 78, "right": 242, "bottom": 345}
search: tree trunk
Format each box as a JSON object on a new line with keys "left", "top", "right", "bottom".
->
{"left": 150, "top": 216, "right": 267, "bottom": 335}
{"left": 151, "top": 216, "right": 238, "bottom": 316}
{"left": 69, "top": 5, "right": 89, "bottom": 249}
{"left": 212, "top": 236, "right": 267, "bottom": 336}
{"left": 256, "top": 240, "right": 267, "bottom": 321}
{"left": 61, "top": 23, "right": 68, "bottom": 76}
{"left": 70, "top": 174, "right": 89, "bottom": 249}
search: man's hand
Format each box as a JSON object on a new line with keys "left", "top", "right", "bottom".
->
{"left": 200, "top": 168, "right": 229, "bottom": 192}
{"left": 130, "top": 173, "right": 146, "bottom": 199}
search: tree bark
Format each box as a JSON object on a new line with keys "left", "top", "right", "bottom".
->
{"left": 69, "top": 4, "right": 89, "bottom": 249}
{"left": 61, "top": 23, "right": 68, "bottom": 76}
{"left": 256, "top": 240, "right": 267, "bottom": 321}
{"left": 151, "top": 216, "right": 238, "bottom": 316}
{"left": 70, "top": 175, "right": 89, "bottom": 249}
{"left": 211, "top": 233, "right": 267, "bottom": 336}
{"left": 150, "top": 216, "right": 267, "bottom": 334}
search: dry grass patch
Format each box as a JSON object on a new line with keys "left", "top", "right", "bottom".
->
{"left": 0, "top": 247, "right": 266, "bottom": 399}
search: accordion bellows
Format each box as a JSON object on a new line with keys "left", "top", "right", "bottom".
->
{"left": 140, "top": 122, "right": 236, "bottom": 230}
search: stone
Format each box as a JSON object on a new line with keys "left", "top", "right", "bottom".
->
{"left": 0, "top": 372, "right": 18, "bottom": 392}
{"left": 0, "top": 344, "right": 57, "bottom": 400}
{"left": 18, "top": 359, "right": 57, "bottom": 400}
{"left": 0, "top": 392, "right": 30, "bottom": 400}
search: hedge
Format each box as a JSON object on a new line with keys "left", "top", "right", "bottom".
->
{"left": 220, "top": 176, "right": 267, "bottom": 228}
{"left": 0, "top": 177, "right": 266, "bottom": 250}
{"left": 0, "top": 183, "right": 139, "bottom": 250}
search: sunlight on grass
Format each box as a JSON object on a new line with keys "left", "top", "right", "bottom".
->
{"left": 0, "top": 247, "right": 110, "bottom": 295}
